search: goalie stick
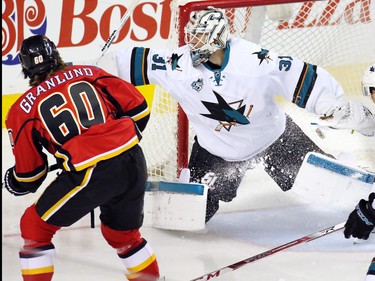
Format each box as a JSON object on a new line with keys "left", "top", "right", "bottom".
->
{"left": 100, "top": 0, "right": 141, "bottom": 57}
{"left": 189, "top": 222, "right": 346, "bottom": 281}
{"left": 305, "top": 153, "right": 375, "bottom": 184}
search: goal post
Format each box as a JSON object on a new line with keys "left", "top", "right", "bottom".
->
{"left": 143, "top": 0, "right": 375, "bottom": 182}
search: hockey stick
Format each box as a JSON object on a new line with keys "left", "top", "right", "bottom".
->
{"left": 100, "top": 0, "right": 141, "bottom": 57}
{"left": 190, "top": 222, "right": 346, "bottom": 281}
{"left": 48, "top": 163, "right": 59, "bottom": 172}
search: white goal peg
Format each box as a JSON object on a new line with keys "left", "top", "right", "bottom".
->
{"left": 178, "top": 168, "right": 191, "bottom": 183}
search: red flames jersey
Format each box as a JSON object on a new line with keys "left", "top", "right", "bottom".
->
{"left": 5, "top": 65, "right": 150, "bottom": 184}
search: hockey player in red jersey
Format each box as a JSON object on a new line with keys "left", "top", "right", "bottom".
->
{"left": 3, "top": 35, "right": 160, "bottom": 281}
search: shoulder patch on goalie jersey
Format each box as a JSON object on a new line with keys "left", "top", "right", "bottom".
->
{"left": 252, "top": 48, "right": 272, "bottom": 65}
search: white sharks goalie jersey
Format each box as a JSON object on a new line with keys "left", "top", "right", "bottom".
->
{"left": 114, "top": 37, "right": 345, "bottom": 161}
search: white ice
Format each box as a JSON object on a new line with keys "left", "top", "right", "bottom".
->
{"left": 2, "top": 128, "right": 374, "bottom": 281}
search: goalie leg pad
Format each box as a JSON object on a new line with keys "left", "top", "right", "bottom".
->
{"left": 292, "top": 152, "right": 373, "bottom": 207}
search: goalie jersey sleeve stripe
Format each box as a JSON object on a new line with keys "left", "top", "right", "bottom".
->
{"left": 293, "top": 63, "right": 317, "bottom": 108}
{"left": 130, "top": 47, "right": 150, "bottom": 86}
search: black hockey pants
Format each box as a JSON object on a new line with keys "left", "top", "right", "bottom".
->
{"left": 188, "top": 115, "right": 329, "bottom": 222}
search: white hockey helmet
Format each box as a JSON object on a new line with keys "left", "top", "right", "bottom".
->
{"left": 184, "top": 8, "right": 230, "bottom": 67}
{"left": 362, "top": 64, "right": 375, "bottom": 98}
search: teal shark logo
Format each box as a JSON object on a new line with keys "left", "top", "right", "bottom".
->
{"left": 252, "top": 48, "right": 272, "bottom": 65}
{"left": 168, "top": 53, "right": 183, "bottom": 71}
{"left": 200, "top": 91, "right": 253, "bottom": 131}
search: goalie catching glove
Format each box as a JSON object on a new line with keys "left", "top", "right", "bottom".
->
{"left": 3, "top": 167, "right": 31, "bottom": 196}
{"left": 344, "top": 192, "right": 375, "bottom": 240}
{"left": 328, "top": 101, "right": 375, "bottom": 136}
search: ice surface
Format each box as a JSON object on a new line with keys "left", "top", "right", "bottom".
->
{"left": 2, "top": 129, "right": 374, "bottom": 281}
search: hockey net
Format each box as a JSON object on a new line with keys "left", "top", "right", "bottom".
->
{"left": 143, "top": 0, "right": 375, "bottom": 182}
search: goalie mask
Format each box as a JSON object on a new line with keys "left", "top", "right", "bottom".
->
{"left": 362, "top": 64, "right": 375, "bottom": 100}
{"left": 19, "top": 35, "right": 59, "bottom": 79}
{"left": 184, "top": 8, "right": 230, "bottom": 67}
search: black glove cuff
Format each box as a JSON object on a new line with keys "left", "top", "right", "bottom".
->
{"left": 367, "top": 192, "right": 375, "bottom": 216}
{"left": 357, "top": 198, "right": 375, "bottom": 226}
{"left": 369, "top": 192, "right": 375, "bottom": 204}
{"left": 3, "top": 168, "right": 31, "bottom": 196}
